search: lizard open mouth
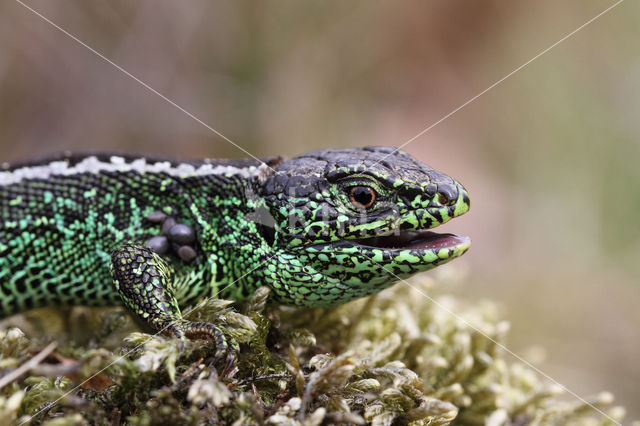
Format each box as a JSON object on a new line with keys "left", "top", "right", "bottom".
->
{"left": 352, "top": 230, "right": 470, "bottom": 252}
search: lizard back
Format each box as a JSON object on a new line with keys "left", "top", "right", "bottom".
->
{"left": 0, "top": 152, "right": 270, "bottom": 315}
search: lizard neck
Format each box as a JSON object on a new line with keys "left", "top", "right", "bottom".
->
{"left": 170, "top": 167, "right": 277, "bottom": 305}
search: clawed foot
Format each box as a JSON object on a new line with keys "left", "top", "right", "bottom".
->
{"left": 166, "top": 320, "right": 239, "bottom": 377}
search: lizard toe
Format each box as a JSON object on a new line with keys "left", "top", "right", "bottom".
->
{"left": 221, "top": 344, "right": 239, "bottom": 377}
{"left": 177, "top": 320, "right": 238, "bottom": 374}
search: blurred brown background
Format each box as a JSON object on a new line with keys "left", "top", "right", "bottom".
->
{"left": 0, "top": 0, "right": 638, "bottom": 418}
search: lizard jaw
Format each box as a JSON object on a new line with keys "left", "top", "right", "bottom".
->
{"left": 305, "top": 229, "right": 471, "bottom": 268}
{"left": 351, "top": 230, "right": 470, "bottom": 252}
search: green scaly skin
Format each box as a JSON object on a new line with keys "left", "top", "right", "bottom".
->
{"left": 0, "top": 146, "right": 470, "bottom": 369}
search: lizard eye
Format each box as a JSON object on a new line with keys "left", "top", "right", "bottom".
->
{"left": 349, "top": 186, "right": 376, "bottom": 209}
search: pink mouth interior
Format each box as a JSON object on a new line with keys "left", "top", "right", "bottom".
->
{"left": 355, "top": 231, "right": 470, "bottom": 251}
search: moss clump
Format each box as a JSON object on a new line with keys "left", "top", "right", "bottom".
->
{"left": 0, "top": 275, "right": 628, "bottom": 425}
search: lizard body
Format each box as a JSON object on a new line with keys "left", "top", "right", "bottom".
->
{"left": 0, "top": 146, "right": 470, "bottom": 367}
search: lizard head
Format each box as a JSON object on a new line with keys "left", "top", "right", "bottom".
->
{"left": 251, "top": 146, "right": 470, "bottom": 307}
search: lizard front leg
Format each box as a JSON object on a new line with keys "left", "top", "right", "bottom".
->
{"left": 110, "top": 243, "right": 237, "bottom": 373}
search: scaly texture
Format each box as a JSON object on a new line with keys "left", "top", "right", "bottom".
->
{"left": 0, "top": 147, "right": 470, "bottom": 360}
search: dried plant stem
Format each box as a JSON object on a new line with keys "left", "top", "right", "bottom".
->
{"left": 0, "top": 342, "right": 57, "bottom": 390}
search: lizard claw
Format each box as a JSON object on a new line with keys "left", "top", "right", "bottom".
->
{"left": 211, "top": 330, "right": 239, "bottom": 377}
{"left": 221, "top": 340, "right": 239, "bottom": 377}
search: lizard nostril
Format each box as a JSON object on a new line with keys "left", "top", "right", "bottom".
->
{"left": 436, "top": 185, "right": 458, "bottom": 206}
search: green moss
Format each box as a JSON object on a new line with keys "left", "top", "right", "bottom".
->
{"left": 0, "top": 276, "right": 629, "bottom": 425}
